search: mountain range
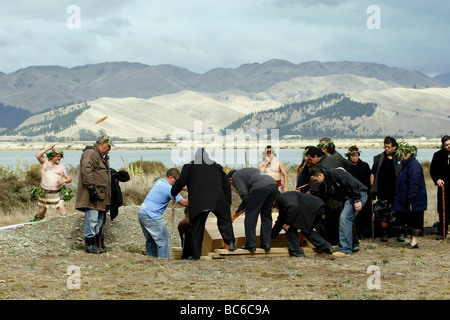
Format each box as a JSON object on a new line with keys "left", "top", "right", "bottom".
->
{"left": 0, "top": 59, "right": 449, "bottom": 140}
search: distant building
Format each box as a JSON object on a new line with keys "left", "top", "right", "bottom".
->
{"left": 281, "top": 135, "right": 302, "bottom": 140}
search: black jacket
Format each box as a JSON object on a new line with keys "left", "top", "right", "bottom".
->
{"left": 109, "top": 168, "right": 130, "bottom": 220}
{"left": 171, "top": 149, "right": 231, "bottom": 221}
{"left": 317, "top": 167, "right": 368, "bottom": 202}
{"left": 430, "top": 148, "right": 450, "bottom": 213}
{"left": 276, "top": 192, "right": 325, "bottom": 232}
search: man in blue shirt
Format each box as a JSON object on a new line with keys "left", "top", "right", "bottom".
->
{"left": 139, "top": 168, "right": 188, "bottom": 258}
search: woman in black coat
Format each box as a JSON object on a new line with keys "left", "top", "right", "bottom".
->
{"left": 171, "top": 148, "right": 236, "bottom": 259}
{"left": 430, "top": 135, "right": 450, "bottom": 240}
{"left": 394, "top": 142, "right": 427, "bottom": 249}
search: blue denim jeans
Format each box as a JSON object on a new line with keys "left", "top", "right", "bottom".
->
{"left": 84, "top": 209, "right": 105, "bottom": 238}
{"left": 138, "top": 213, "right": 170, "bottom": 258}
{"left": 338, "top": 192, "right": 368, "bottom": 254}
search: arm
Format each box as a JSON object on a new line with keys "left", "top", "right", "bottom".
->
{"left": 279, "top": 161, "right": 289, "bottom": 192}
{"left": 171, "top": 164, "right": 190, "bottom": 197}
{"left": 177, "top": 197, "right": 189, "bottom": 207}
{"left": 62, "top": 164, "right": 72, "bottom": 184}
{"left": 35, "top": 144, "right": 55, "bottom": 164}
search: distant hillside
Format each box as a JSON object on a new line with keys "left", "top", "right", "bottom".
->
{"left": 0, "top": 103, "right": 32, "bottom": 130}
{"left": 5, "top": 102, "right": 90, "bottom": 137}
{"left": 226, "top": 93, "right": 378, "bottom": 138}
{"left": 2, "top": 73, "right": 449, "bottom": 141}
{"left": 0, "top": 60, "right": 445, "bottom": 113}
{"left": 434, "top": 73, "right": 450, "bottom": 86}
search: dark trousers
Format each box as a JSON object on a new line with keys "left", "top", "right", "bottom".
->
{"left": 286, "top": 208, "right": 332, "bottom": 257}
{"left": 190, "top": 210, "right": 235, "bottom": 259}
{"left": 244, "top": 184, "right": 279, "bottom": 248}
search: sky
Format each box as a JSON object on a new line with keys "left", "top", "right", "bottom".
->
{"left": 0, "top": 0, "right": 449, "bottom": 76}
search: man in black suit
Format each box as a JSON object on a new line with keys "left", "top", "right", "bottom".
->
{"left": 430, "top": 135, "right": 450, "bottom": 240}
{"left": 171, "top": 148, "right": 236, "bottom": 260}
{"left": 274, "top": 191, "right": 334, "bottom": 257}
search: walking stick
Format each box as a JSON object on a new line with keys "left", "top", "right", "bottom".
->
{"left": 443, "top": 185, "right": 446, "bottom": 241}
{"left": 371, "top": 199, "right": 375, "bottom": 244}
{"left": 295, "top": 183, "right": 309, "bottom": 191}
{"left": 170, "top": 199, "right": 176, "bottom": 258}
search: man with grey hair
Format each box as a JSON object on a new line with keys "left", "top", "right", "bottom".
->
{"left": 75, "top": 135, "right": 114, "bottom": 254}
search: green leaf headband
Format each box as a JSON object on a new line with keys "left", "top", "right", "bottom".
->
{"left": 46, "top": 149, "right": 64, "bottom": 159}
{"left": 317, "top": 140, "right": 334, "bottom": 149}
{"left": 396, "top": 141, "right": 417, "bottom": 158}
{"left": 344, "top": 150, "right": 361, "bottom": 157}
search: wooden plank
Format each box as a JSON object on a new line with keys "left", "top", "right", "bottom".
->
{"left": 202, "top": 211, "right": 307, "bottom": 251}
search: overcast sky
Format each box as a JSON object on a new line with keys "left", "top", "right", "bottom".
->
{"left": 0, "top": 0, "right": 449, "bottom": 76}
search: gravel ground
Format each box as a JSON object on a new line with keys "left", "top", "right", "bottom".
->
{"left": 0, "top": 205, "right": 449, "bottom": 304}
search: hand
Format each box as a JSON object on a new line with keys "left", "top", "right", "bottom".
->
{"left": 354, "top": 201, "right": 363, "bottom": 212}
{"left": 437, "top": 179, "right": 445, "bottom": 188}
{"left": 282, "top": 224, "right": 290, "bottom": 231}
{"left": 88, "top": 185, "right": 98, "bottom": 202}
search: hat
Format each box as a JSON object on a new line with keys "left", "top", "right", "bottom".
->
{"left": 97, "top": 135, "right": 115, "bottom": 147}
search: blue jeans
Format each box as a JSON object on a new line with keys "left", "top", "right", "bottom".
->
{"left": 338, "top": 192, "right": 368, "bottom": 254}
{"left": 138, "top": 213, "right": 170, "bottom": 258}
{"left": 84, "top": 209, "right": 105, "bottom": 238}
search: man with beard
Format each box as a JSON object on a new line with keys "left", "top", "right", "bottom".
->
{"left": 33, "top": 144, "right": 72, "bottom": 220}
{"left": 370, "top": 136, "right": 403, "bottom": 242}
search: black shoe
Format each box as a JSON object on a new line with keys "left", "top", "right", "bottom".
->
{"left": 227, "top": 241, "right": 236, "bottom": 251}
{"left": 261, "top": 245, "right": 271, "bottom": 252}
{"left": 397, "top": 234, "right": 405, "bottom": 242}
{"left": 241, "top": 246, "right": 256, "bottom": 252}
{"left": 352, "top": 246, "right": 360, "bottom": 253}
{"left": 188, "top": 256, "right": 200, "bottom": 260}
{"left": 404, "top": 243, "right": 419, "bottom": 249}
{"left": 85, "top": 237, "right": 102, "bottom": 254}
{"left": 381, "top": 231, "right": 388, "bottom": 242}
{"left": 325, "top": 247, "right": 334, "bottom": 254}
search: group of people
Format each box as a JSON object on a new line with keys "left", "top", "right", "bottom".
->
{"left": 34, "top": 134, "right": 450, "bottom": 259}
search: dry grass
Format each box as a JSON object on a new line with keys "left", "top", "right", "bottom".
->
{"left": 0, "top": 160, "right": 440, "bottom": 229}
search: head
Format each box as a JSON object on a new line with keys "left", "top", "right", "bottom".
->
{"left": 166, "top": 168, "right": 181, "bottom": 185}
{"left": 227, "top": 169, "right": 237, "bottom": 186}
{"left": 345, "top": 145, "right": 360, "bottom": 165}
{"left": 383, "top": 136, "right": 398, "bottom": 156}
{"left": 46, "top": 148, "right": 64, "bottom": 164}
{"left": 309, "top": 166, "right": 326, "bottom": 184}
{"left": 266, "top": 145, "right": 272, "bottom": 156}
{"left": 396, "top": 141, "right": 417, "bottom": 160}
{"left": 96, "top": 135, "right": 114, "bottom": 155}
{"left": 442, "top": 135, "right": 450, "bottom": 152}
{"left": 305, "top": 147, "right": 324, "bottom": 167}
{"left": 318, "top": 137, "right": 335, "bottom": 156}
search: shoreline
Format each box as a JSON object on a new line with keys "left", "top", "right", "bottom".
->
{"left": 0, "top": 138, "right": 443, "bottom": 151}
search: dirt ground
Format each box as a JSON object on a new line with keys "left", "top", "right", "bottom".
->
{"left": 0, "top": 205, "right": 449, "bottom": 306}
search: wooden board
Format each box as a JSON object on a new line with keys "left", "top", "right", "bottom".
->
{"left": 201, "top": 211, "right": 313, "bottom": 257}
